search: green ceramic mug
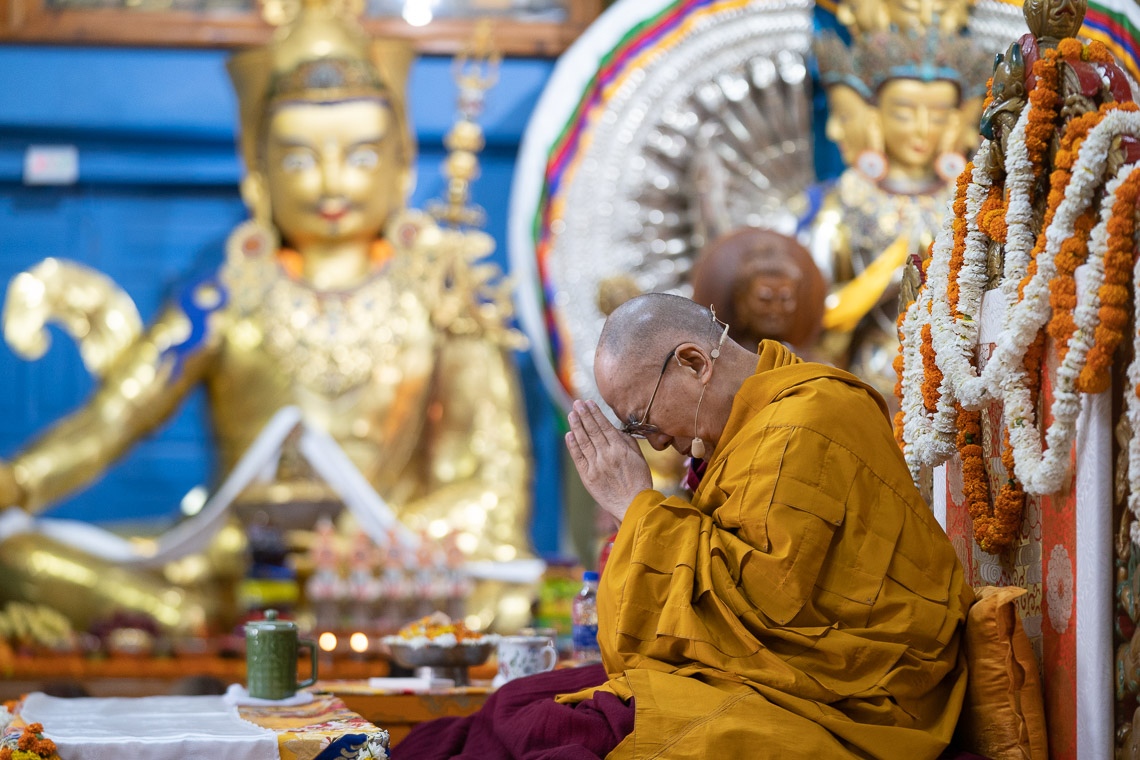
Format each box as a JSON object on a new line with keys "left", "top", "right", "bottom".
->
{"left": 245, "top": 609, "right": 318, "bottom": 700}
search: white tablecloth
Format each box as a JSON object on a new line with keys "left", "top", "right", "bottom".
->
{"left": 18, "top": 692, "right": 279, "bottom": 760}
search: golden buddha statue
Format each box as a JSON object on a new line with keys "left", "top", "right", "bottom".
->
{"left": 814, "top": 33, "right": 873, "bottom": 169}
{"left": 809, "top": 27, "right": 991, "bottom": 408}
{"left": 833, "top": 0, "right": 984, "bottom": 153}
{"left": 0, "top": 0, "right": 535, "bottom": 633}
{"left": 824, "top": 84, "right": 872, "bottom": 168}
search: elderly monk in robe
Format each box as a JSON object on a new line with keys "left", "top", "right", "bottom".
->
{"left": 392, "top": 293, "right": 972, "bottom": 760}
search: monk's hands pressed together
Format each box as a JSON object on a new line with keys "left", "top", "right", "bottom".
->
{"left": 565, "top": 399, "right": 652, "bottom": 523}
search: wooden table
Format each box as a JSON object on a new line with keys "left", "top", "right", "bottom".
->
{"left": 322, "top": 680, "right": 492, "bottom": 747}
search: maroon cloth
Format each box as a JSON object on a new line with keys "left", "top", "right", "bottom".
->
{"left": 681, "top": 456, "right": 707, "bottom": 492}
{"left": 391, "top": 664, "right": 631, "bottom": 760}
{"left": 391, "top": 663, "right": 993, "bottom": 759}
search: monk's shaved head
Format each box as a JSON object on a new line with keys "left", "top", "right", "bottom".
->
{"left": 597, "top": 293, "right": 719, "bottom": 369}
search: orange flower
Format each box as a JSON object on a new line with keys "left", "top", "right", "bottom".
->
{"left": 1078, "top": 165, "right": 1140, "bottom": 393}
{"left": 985, "top": 432, "right": 1028, "bottom": 553}
{"left": 920, "top": 322, "right": 942, "bottom": 414}
{"left": 1024, "top": 52, "right": 1061, "bottom": 196}
{"left": 894, "top": 311, "right": 907, "bottom": 444}
{"left": 946, "top": 166, "right": 972, "bottom": 315}
{"left": 957, "top": 406, "right": 990, "bottom": 530}
{"left": 1047, "top": 209, "right": 1096, "bottom": 360}
{"left": 10, "top": 725, "right": 61, "bottom": 760}
{"left": 954, "top": 405, "right": 1022, "bottom": 553}
{"left": 981, "top": 76, "right": 995, "bottom": 112}
{"left": 1057, "top": 38, "right": 1083, "bottom": 59}
{"left": 1015, "top": 53, "right": 1067, "bottom": 302}
{"left": 1082, "top": 39, "right": 1114, "bottom": 64}
{"left": 1018, "top": 102, "right": 1119, "bottom": 304}
{"left": 978, "top": 186, "right": 1008, "bottom": 243}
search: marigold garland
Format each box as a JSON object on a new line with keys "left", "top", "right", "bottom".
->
{"left": 893, "top": 33, "right": 1140, "bottom": 536}
{"left": 987, "top": 430, "right": 1028, "bottom": 553}
{"left": 977, "top": 185, "right": 1007, "bottom": 243}
{"left": 1060, "top": 37, "right": 1113, "bottom": 65}
{"left": 895, "top": 253, "right": 936, "bottom": 454}
{"left": 956, "top": 405, "right": 998, "bottom": 549}
{"left": 920, "top": 322, "right": 941, "bottom": 415}
{"left": 1017, "top": 103, "right": 1120, "bottom": 372}
{"left": 977, "top": 334, "right": 1041, "bottom": 555}
{"left": 1079, "top": 165, "right": 1140, "bottom": 392}
{"left": 1047, "top": 208, "right": 1097, "bottom": 360}
{"left": 946, "top": 166, "right": 973, "bottom": 315}
{"left": 1024, "top": 51, "right": 1061, "bottom": 199}
{"left": 1017, "top": 102, "right": 1105, "bottom": 301}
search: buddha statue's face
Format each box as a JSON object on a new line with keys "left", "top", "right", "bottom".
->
{"left": 264, "top": 98, "right": 405, "bottom": 251}
{"left": 1024, "top": 0, "right": 1086, "bottom": 41}
{"left": 732, "top": 257, "right": 802, "bottom": 341}
{"left": 825, "top": 84, "right": 870, "bottom": 166}
{"left": 883, "top": 0, "right": 972, "bottom": 33}
{"left": 874, "top": 78, "right": 960, "bottom": 181}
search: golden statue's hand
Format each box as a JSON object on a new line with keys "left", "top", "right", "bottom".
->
{"left": 0, "top": 460, "right": 24, "bottom": 509}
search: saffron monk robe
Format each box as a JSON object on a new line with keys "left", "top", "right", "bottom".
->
{"left": 393, "top": 293, "right": 974, "bottom": 760}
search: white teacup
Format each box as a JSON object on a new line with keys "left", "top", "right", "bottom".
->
{"left": 496, "top": 635, "right": 558, "bottom": 685}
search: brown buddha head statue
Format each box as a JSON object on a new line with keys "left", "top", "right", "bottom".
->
{"left": 227, "top": 0, "right": 414, "bottom": 251}
{"left": 690, "top": 228, "right": 826, "bottom": 352}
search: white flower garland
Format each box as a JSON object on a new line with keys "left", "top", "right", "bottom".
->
{"left": 996, "top": 106, "right": 1040, "bottom": 298}
{"left": 1119, "top": 167, "right": 1140, "bottom": 542}
{"left": 929, "top": 108, "right": 1036, "bottom": 414}
{"left": 899, "top": 91, "right": 1140, "bottom": 497}
{"left": 897, "top": 291, "right": 927, "bottom": 479}
{"left": 899, "top": 280, "right": 956, "bottom": 476}
{"left": 903, "top": 141, "right": 998, "bottom": 476}
{"left": 930, "top": 140, "right": 999, "bottom": 413}
{"left": 996, "top": 111, "right": 1140, "bottom": 493}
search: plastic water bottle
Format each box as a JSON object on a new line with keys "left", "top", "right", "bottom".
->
{"left": 571, "top": 570, "right": 601, "bottom": 664}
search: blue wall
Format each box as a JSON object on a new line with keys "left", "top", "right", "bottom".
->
{"left": 0, "top": 46, "right": 565, "bottom": 556}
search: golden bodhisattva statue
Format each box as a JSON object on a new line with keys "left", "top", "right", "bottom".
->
{"left": 0, "top": 0, "right": 535, "bottom": 633}
{"left": 809, "top": 26, "right": 990, "bottom": 409}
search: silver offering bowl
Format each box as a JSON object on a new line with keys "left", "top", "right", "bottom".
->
{"left": 385, "top": 641, "right": 497, "bottom": 687}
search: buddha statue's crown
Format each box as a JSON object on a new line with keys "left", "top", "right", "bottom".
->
{"left": 814, "top": 32, "right": 873, "bottom": 99}
{"left": 227, "top": 0, "right": 414, "bottom": 172}
{"left": 816, "top": 26, "right": 992, "bottom": 103}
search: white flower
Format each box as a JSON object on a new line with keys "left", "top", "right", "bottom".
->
{"left": 899, "top": 93, "right": 1140, "bottom": 502}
